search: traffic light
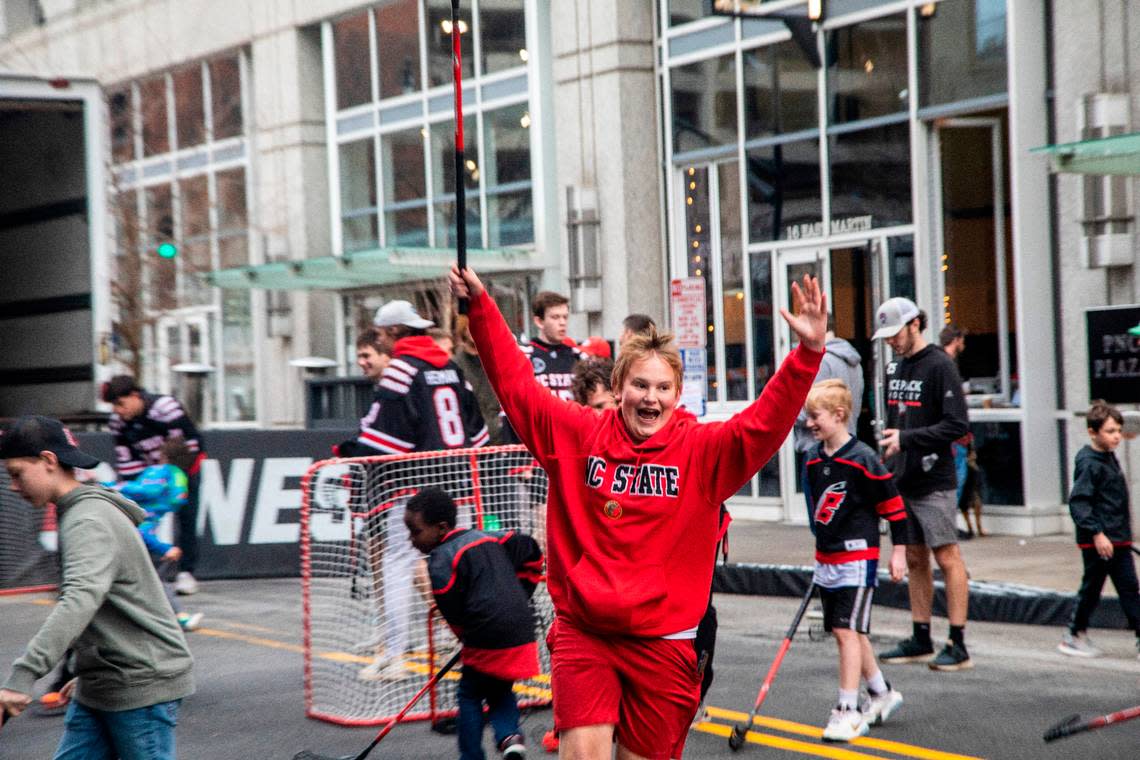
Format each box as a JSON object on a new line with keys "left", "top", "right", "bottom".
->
{"left": 156, "top": 242, "right": 178, "bottom": 259}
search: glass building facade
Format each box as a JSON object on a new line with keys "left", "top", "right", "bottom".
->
{"left": 658, "top": 0, "right": 1024, "bottom": 516}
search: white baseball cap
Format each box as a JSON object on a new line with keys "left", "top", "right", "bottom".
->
{"left": 373, "top": 300, "right": 434, "bottom": 329}
{"left": 872, "top": 297, "right": 920, "bottom": 340}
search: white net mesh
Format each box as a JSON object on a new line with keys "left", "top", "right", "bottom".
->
{"left": 0, "top": 470, "right": 59, "bottom": 594}
{"left": 302, "top": 445, "right": 554, "bottom": 726}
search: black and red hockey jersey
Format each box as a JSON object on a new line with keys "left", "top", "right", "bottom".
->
{"left": 429, "top": 527, "right": 543, "bottom": 681}
{"left": 109, "top": 393, "right": 204, "bottom": 479}
{"left": 501, "top": 337, "right": 580, "bottom": 443}
{"left": 344, "top": 336, "right": 489, "bottom": 456}
{"left": 805, "top": 438, "right": 907, "bottom": 564}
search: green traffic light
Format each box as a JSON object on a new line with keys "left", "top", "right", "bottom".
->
{"left": 157, "top": 242, "right": 178, "bottom": 259}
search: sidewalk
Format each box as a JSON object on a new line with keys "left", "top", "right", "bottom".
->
{"left": 714, "top": 522, "right": 1130, "bottom": 629}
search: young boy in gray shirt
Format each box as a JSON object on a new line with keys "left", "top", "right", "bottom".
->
{"left": 0, "top": 415, "right": 194, "bottom": 758}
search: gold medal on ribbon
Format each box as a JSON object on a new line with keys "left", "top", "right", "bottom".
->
{"left": 603, "top": 499, "right": 622, "bottom": 519}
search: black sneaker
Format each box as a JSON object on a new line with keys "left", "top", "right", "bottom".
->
{"left": 498, "top": 733, "right": 526, "bottom": 758}
{"left": 878, "top": 636, "right": 934, "bottom": 664}
{"left": 929, "top": 641, "right": 973, "bottom": 671}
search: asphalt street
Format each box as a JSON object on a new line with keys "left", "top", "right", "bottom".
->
{"left": 2, "top": 580, "right": 1138, "bottom": 759}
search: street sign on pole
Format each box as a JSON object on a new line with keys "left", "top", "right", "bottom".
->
{"left": 672, "top": 278, "right": 707, "bottom": 416}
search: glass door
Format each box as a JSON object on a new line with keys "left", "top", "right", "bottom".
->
{"left": 156, "top": 311, "right": 215, "bottom": 424}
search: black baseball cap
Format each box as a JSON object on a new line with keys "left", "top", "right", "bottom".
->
{"left": 0, "top": 415, "right": 102, "bottom": 469}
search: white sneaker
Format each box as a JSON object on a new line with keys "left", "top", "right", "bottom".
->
{"left": 822, "top": 707, "right": 869, "bottom": 742}
{"left": 806, "top": 604, "right": 824, "bottom": 621}
{"left": 861, "top": 689, "right": 903, "bottom": 726}
{"left": 358, "top": 656, "right": 411, "bottom": 682}
{"left": 1058, "top": 631, "right": 1102, "bottom": 658}
{"left": 174, "top": 572, "right": 200, "bottom": 596}
{"left": 177, "top": 612, "right": 204, "bottom": 632}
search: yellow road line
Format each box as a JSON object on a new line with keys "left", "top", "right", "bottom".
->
{"left": 704, "top": 706, "right": 984, "bottom": 760}
{"left": 695, "top": 720, "right": 888, "bottom": 759}
{"left": 195, "top": 627, "right": 304, "bottom": 653}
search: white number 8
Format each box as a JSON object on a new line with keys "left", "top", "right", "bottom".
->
{"left": 433, "top": 387, "right": 466, "bottom": 447}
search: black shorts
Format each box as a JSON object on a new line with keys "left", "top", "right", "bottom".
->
{"left": 818, "top": 586, "right": 874, "bottom": 634}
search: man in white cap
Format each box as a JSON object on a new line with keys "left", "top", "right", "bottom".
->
{"left": 872, "top": 297, "right": 972, "bottom": 672}
{"left": 340, "top": 299, "right": 489, "bottom": 681}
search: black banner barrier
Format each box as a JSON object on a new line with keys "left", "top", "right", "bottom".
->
{"left": 67, "top": 429, "right": 355, "bottom": 581}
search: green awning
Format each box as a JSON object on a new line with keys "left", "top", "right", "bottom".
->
{"left": 1031, "top": 131, "right": 1140, "bottom": 175}
{"left": 206, "top": 246, "right": 534, "bottom": 290}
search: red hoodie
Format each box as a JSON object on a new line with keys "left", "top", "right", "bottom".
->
{"left": 469, "top": 291, "right": 822, "bottom": 637}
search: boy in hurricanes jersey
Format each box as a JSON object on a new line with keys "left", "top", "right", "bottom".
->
{"left": 804, "top": 379, "right": 909, "bottom": 742}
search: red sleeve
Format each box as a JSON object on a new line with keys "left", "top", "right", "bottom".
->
{"left": 701, "top": 344, "right": 823, "bottom": 504}
{"left": 467, "top": 291, "right": 596, "bottom": 458}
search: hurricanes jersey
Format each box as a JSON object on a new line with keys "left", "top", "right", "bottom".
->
{"left": 355, "top": 340, "right": 489, "bottom": 455}
{"left": 501, "top": 337, "right": 580, "bottom": 443}
{"left": 805, "top": 437, "right": 907, "bottom": 565}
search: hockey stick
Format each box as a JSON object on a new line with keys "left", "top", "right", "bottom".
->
{"left": 293, "top": 649, "right": 462, "bottom": 760}
{"left": 728, "top": 582, "right": 815, "bottom": 751}
{"left": 451, "top": 0, "right": 468, "bottom": 315}
{"left": 1043, "top": 703, "right": 1140, "bottom": 743}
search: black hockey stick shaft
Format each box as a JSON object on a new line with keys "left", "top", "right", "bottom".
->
{"left": 730, "top": 582, "right": 815, "bottom": 748}
{"left": 293, "top": 650, "right": 462, "bottom": 760}
{"left": 451, "top": 0, "right": 468, "bottom": 315}
{"left": 1043, "top": 703, "right": 1140, "bottom": 742}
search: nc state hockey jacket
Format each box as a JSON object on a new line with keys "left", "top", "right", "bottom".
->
{"left": 883, "top": 344, "right": 969, "bottom": 497}
{"left": 341, "top": 336, "right": 490, "bottom": 456}
{"left": 1069, "top": 445, "right": 1132, "bottom": 547}
{"left": 109, "top": 393, "right": 203, "bottom": 479}
{"left": 806, "top": 438, "right": 907, "bottom": 563}
{"left": 500, "top": 337, "right": 581, "bottom": 444}
{"left": 429, "top": 528, "right": 544, "bottom": 681}
{"left": 469, "top": 290, "right": 822, "bottom": 637}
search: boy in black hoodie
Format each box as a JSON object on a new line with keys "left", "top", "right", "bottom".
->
{"left": 1058, "top": 401, "right": 1140, "bottom": 659}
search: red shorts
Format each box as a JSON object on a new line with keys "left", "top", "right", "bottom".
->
{"left": 547, "top": 618, "right": 701, "bottom": 759}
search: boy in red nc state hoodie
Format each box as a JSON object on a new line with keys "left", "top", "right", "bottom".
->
{"left": 450, "top": 265, "right": 826, "bottom": 760}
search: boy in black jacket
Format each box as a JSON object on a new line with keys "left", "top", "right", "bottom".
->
{"left": 405, "top": 488, "right": 543, "bottom": 760}
{"left": 1059, "top": 401, "right": 1140, "bottom": 659}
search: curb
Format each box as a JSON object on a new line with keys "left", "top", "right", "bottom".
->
{"left": 714, "top": 563, "right": 1131, "bottom": 630}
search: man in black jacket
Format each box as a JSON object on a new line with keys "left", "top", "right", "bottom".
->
{"left": 871, "top": 298, "right": 972, "bottom": 671}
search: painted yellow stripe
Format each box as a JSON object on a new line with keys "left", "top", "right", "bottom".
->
{"left": 703, "top": 705, "right": 984, "bottom": 760}
{"left": 195, "top": 627, "right": 304, "bottom": 653}
{"left": 695, "top": 720, "right": 888, "bottom": 760}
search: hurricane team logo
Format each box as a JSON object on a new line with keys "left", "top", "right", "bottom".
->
{"left": 531, "top": 357, "right": 546, "bottom": 373}
{"left": 814, "top": 481, "right": 848, "bottom": 525}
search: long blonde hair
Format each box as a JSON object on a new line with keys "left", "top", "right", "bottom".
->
{"left": 611, "top": 327, "right": 683, "bottom": 392}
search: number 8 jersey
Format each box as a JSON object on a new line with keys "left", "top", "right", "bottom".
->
{"left": 355, "top": 335, "right": 490, "bottom": 454}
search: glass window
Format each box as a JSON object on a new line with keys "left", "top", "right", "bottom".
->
{"left": 431, "top": 119, "right": 481, "bottom": 248}
{"left": 479, "top": 0, "right": 528, "bottom": 75}
{"left": 147, "top": 184, "right": 176, "bottom": 309}
{"left": 139, "top": 76, "right": 169, "bottom": 157}
{"left": 918, "top": 0, "right": 1007, "bottom": 107}
{"left": 483, "top": 103, "right": 533, "bottom": 246}
{"left": 173, "top": 64, "right": 205, "bottom": 149}
{"left": 827, "top": 13, "right": 908, "bottom": 124}
{"left": 375, "top": 0, "right": 421, "bottom": 99}
{"left": 425, "top": 0, "right": 475, "bottom": 88}
{"left": 887, "top": 234, "right": 915, "bottom": 302}
{"left": 667, "top": 0, "right": 709, "bottom": 27}
{"left": 828, "top": 121, "right": 911, "bottom": 228}
{"left": 671, "top": 53, "right": 737, "bottom": 154}
{"left": 215, "top": 168, "right": 248, "bottom": 268}
{"left": 381, "top": 127, "right": 429, "bottom": 246}
{"left": 718, "top": 162, "right": 748, "bottom": 402}
{"left": 334, "top": 12, "right": 373, "bottom": 109}
{"left": 109, "top": 88, "right": 134, "bottom": 163}
{"left": 210, "top": 56, "right": 243, "bottom": 140}
{"left": 971, "top": 421, "right": 1023, "bottom": 505}
{"left": 180, "top": 176, "right": 212, "bottom": 305}
{"left": 743, "top": 39, "right": 818, "bottom": 139}
{"left": 747, "top": 138, "right": 822, "bottom": 243}
{"left": 683, "top": 165, "right": 716, "bottom": 401}
{"left": 115, "top": 190, "right": 140, "bottom": 258}
{"left": 180, "top": 175, "right": 210, "bottom": 239}
{"left": 748, "top": 250, "right": 779, "bottom": 496}
{"left": 222, "top": 289, "right": 256, "bottom": 422}
{"left": 340, "top": 138, "right": 379, "bottom": 252}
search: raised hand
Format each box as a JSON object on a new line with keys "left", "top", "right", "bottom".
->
{"left": 448, "top": 264, "right": 486, "bottom": 300}
{"left": 778, "top": 274, "right": 827, "bottom": 352}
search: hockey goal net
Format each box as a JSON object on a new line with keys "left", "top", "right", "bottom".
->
{"left": 0, "top": 470, "right": 60, "bottom": 595}
{"left": 301, "top": 445, "right": 554, "bottom": 726}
